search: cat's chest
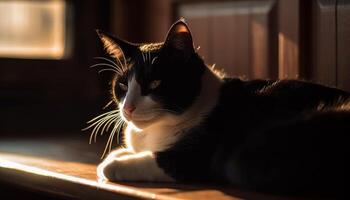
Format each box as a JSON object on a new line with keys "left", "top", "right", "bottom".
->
{"left": 124, "top": 124, "right": 182, "bottom": 153}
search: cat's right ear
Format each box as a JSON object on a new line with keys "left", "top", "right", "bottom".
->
{"left": 163, "top": 19, "right": 194, "bottom": 60}
{"left": 96, "top": 30, "right": 137, "bottom": 60}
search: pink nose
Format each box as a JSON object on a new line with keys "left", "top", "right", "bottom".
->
{"left": 123, "top": 104, "right": 136, "bottom": 116}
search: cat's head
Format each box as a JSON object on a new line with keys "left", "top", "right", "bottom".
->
{"left": 97, "top": 19, "right": 205, "bottom": 129}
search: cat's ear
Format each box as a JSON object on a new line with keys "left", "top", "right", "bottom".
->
{"left": 163, "top": 18, "right": 194, "bottom": 59}
{"left": 96, "top": 30, "right": 138, "bottom": 60}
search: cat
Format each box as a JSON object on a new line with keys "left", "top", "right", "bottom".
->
{"left": 90, "top": 19, "right": 348, "bottom": 198}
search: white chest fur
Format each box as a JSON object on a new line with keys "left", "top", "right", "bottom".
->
{"left": 124, "top": 123, "right": 178, "bottom": 153}
{"left": 123, "top": 69, "right": 223, "bottom": 154}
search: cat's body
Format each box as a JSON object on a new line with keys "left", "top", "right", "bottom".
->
{"left": 92, "top": 19, "right": 348, "bottom": 198}
{"left": 157, "top": 78, "right": 348, "bottom": 197}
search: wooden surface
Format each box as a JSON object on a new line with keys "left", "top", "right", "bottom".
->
{"left": 337, "top": 0, "right": 350, "bottom": 91}
{"left": 308, "top": 0, "right": 337, "bottom": 86}
{"left": 0, "top": 137, "right": 306, "bottom": 200}
{"left": 178, "top": 1, "right": 278, "bottom": 79}
{"left": 277, "top": 0, "right": 300, "bottom": 79}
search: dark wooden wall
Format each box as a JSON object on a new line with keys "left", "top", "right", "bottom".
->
{"left": 110, "top": 0, "right": 172, "bottom": 43}
{"left": 71, "top": 0, "right": 350, "bottom": 91}
{"left": 177, "top": 0, "right": 278, "bottom": 79}
{"left": 174, "top": 0, "right": 350, "bottom": 90}
{"left": 1, "top": 0, "right": 349, "bottom": 135}
{"left": 336, "top": 0, "right": 350, "bottom": 91}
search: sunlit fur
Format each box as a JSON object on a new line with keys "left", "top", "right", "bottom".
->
{"left": 90, "top": 20, "right": 348, "bottom": 198}
{"left": 97, "top": 150, "right": 174, "bottom": 182}
{"left": 97, "top": 32, "right": 128, "bottom": 70}
{"left": 139, "top": 43, "right": 163, "bottom": 52}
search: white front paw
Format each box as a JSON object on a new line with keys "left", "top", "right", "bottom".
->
{"left": 97, "top": 148, "right": 133, "bottom": 181}
{"left": 97, "top": 158, "right": 124, "bottom": 181}
{"left": 97, "top": 151, "right": 174, "bottom": 182}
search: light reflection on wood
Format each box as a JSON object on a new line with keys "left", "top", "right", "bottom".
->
{"left": 0, "top": 152, "right": 244, "bottom": 200}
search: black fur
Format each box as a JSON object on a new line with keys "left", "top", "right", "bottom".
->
{"left": 156, "top": 78, "right": 348, "bottom": 198}
{"left": 98, "top": 20, "right": 348, "bottom": 198}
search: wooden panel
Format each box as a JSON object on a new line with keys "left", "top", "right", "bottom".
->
{"left": 278, "top": 0, "right": 300, "bottom": 79}
{"left": 250, "top": 2, "right": 277, "bottom": 79}
{"left": 178, "top": 1, "right": 277, "bottom": 79}
{"left": 337, "top": 0, "right": 350, "bottom": 91}
{"left": 111, "top": 0, "right": 172, "bottom": 43}
{"left": 266, "top": 2, "right": 279, "bottom": 79}
{"left": 211, "top": 14, "right": 250, "bottom": 78}
{"left": 309, "top": 0, "right": 337, "bottom": 87}
{"left": 185, "top": 17, "right": 211, "bottom": 64}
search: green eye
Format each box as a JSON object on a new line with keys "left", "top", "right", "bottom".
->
{"left": 119, "top": 83, "right": 128, "bottom": 91}
{"left": 149, "top": 80, "right": 161, "bottom": 90}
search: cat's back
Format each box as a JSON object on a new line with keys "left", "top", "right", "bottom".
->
{"left": 206, "top": 78, "right": 350, "bottom": 139}
{"left": 217, "top": 78, "right": 350, "bottom": 112}
{"left": 221, "top": 78, "right": 349, "bottom": 100}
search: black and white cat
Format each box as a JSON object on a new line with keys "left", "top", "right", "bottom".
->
{"left": 91, "top": 19, "right": 348, "bottom": 198}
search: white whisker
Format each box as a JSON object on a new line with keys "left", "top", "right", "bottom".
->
{"left": 101, "top": 119, "right": 120, "bottom": 158}
{"left": 84, "top": 110, "right": 118, "bottom": 144}
{"left": 114, "top": 55, "right": 125, "bottom": 72}
{"left": 100, "top": 116, "right": 117, "bottom": 134}
{"left": 100, "top": 115, "right": 120, "bottom": 136}
{"left": 113, "top": 119, "right": 125, "bottom": 148}
{"left": 151, "top": 56, "right": 158, "bottom": 65}
{"left": 114, "top": 118, "right": 125, "bottom": 144}
{"left": 94, "top": 57, "right": 119, "bottom": 68}
{"left": 84, "top": 110, "right": 118, "bottom": 126}
{"left": 98, "top": 69, "right": 119, "bottom": 74}
{"left": 144, "top": 52, "right": 148, "bottom": 65}
{"left": 89, "top": 63, "right": 120, "bottom": 71}
{"left": 148, "top": 51, "right": 151, "bottom": 66}
{"left": 84, "top": 109, "right": 128, "bottom": 158}
{"left": 141, "top": 52, "right": 146, "bottom": 64}
{"left": 146, "top": 51, "right": 149, "bottom": 65}
{"left": 103, "top": 100, "right": 114, "bottom": 110}
{"left": 106, "top": 115, "right": 119, "bottom": 132}
{"left": 92, "top": 115, "right": 115, "bottom": 143}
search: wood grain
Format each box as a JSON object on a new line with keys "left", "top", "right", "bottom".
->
{"left": 309, "top": 0, "right": 337, "bottom": 87}
{"left": 178, "top": 1, "right": 277, "bottom": 79}
{"left": 337, "top": 0, "right": 350, "bottom": 91}
{"left": 0, "top": 138, "right": 306, "bottom": 200}
{"left": 278, "top": 0, "right": 300, "bottom": 79}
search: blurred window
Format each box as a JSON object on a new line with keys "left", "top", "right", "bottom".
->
{"left": 0, "top": 0, "right": 66, "bottom": 59}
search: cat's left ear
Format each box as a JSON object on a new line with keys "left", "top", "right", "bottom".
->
{"left": 96, "top": 29, "right": 138, "bottom": 61}
{"left": 163, "top": 18, "right": 194, "bottom": 59}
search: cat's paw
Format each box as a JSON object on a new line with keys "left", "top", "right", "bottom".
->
{"left": 97, "top": 151, "right": 174, "bottom": 182}
{"left": 97, "top": 148, "right": 134, "bottom": 181}
{"left": 97, "top": 157, "right": 133, "bottom": 181}
{"left": 97, "top": 158, "right": 118, "bottom": 181}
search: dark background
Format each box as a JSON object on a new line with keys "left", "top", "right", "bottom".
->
{"left": 1, "top": 0, "right": 349, "bottom": 136}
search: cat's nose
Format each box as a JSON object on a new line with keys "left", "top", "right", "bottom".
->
{"left": 123, "top": 104, "right": 136, "bottom": 116}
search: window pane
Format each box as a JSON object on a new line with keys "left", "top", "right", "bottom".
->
{"left": 0, "top": 1, "right": 66, "bottom": 59}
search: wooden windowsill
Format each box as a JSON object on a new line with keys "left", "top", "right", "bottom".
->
{"left": 0, "top": 137, "right": 300, "bottom": 200}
